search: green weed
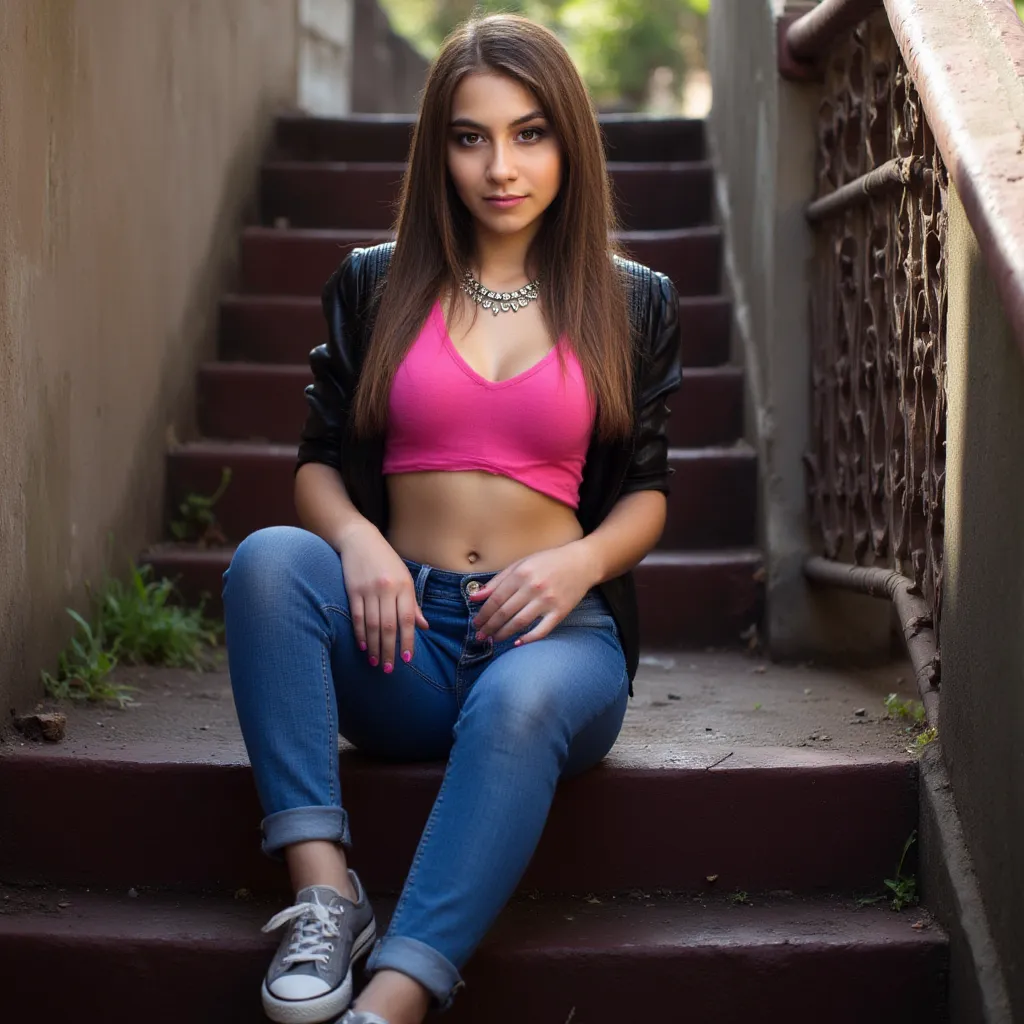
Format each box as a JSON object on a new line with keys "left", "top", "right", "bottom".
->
{"left": 884, "top": 831, "right": 919, "bottom": 911}
{"left": 909, "top": 726, "right": 939, "bottom": 754}
{"left": 170, "top": 467, "right": 232, "bottom": 545}
{"left": 41, "top": 609, "right": 134, "bottom": 708}
{"left": 41, "top": 558, "right": 221, "bottom": 707}
{"left": 94, "top": 562, "right": 221, "bottom": 669}
{"left": 884, "top": 693, "right": 926, "bottom": 724}
{"left": 729, "top": 890, "right": 751, "bottom": 905}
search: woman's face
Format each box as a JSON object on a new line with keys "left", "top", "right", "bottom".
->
{"left": 446, "top": 72, "right": 562, "bottom": 244}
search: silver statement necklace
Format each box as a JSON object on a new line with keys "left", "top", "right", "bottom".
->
{"left": 461, "top": 269, "right": 541, "bottom": 316}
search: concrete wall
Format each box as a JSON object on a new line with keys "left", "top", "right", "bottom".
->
{"left": 351, "top": 0, "right": 428, "bottom": 113}
{"left": 943, "top": 183, "right": 1024, "bottom": 1020}
{"left": 706, "top": 0, "right": 892, "bottom": 661}
{"left": 0, "top": 1, "right": 298, "bottom": 719}
{"left": 299, "top": 0, "right": 354, "bottom": 116}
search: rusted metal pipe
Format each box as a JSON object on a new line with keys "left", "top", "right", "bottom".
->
{"left": 786, "top": 0, "right": 883, "bottom": 62}
{"left": 804, "top": 556, "right": 940, "bottom": 727}
{"left": 806, "top": 157, "right": 925, "bottom": 223}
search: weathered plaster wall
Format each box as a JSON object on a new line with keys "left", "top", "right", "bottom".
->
{"left": 0, "top": 1, "right": 297, "bottom": 718}
{"left": 706, "top": 0, "right": 891, "bottom": 661}
{"left": 351, "top": 0, "right": 427, "bottom": 113}
{"left": 944, "top": 183, "right": 1024, "bottom": 1020}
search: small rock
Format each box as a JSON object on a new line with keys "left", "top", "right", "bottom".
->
{"left": 751, "top": 665, "right": 767, "bottom": 674}
{"left": 911, "top": 920, "right": 926, "bottom": 930}
{"left": 819, "top": 734, "right": 832, "bottom": 742}
{"left": 803, "top": 688, "right": 813, "bottom": 696}
{"left": 854, "top": 708, "right": 867, "bottom": 717}
{"left": 198, "top": 725, "right": 210, "bottom": 731}
{"left": 57, "top": 901, "right": 71, "bottom": 909}
{"left": 128, "top": 888, "right": 139, "bottom": 899}
{"left": 12, "top": 712, "right": 67, "bottom": 743}
{"left": 667, "top": 693, "right": 681, "bottom": 701}
{"left": 706, "top": 874, "right": 719, "bottom": 883}
{"left": 705, "top": 727, "right": 713, "bottom": 732}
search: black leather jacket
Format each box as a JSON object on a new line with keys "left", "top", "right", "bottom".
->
{"left": 296, "top": 242, "right": 682, "bottom": 684}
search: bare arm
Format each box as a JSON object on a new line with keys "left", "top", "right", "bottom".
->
{"left": 295, "top": 462, "right": 428, "bottom": 668}
{"left": 294, "top": 461, "right": 376, "bottom": 553}
{"left": 573, "top": 489, "right": 667, "bottom": 586}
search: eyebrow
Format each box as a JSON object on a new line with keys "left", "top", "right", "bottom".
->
{"left": 449, "top": 110, "right": 547, "bottom": 131}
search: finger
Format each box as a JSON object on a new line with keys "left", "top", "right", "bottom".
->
{"left": 380, "top": 592, "right": 399, "bottom": 674}
{"left": 514, "top": 612, "right": 562, "bottom": 646}
{"left": 479, "top": 591, "right": 533, "bottom": 640}
{"left": 364, "top": 595, "right": 381, "bottom": 668}
{"left": 416, "top": 605, "right": 430, "bottom": 630}
{"left": 492, "top": 600, "right": 545, "bottom": 643}
{"left": 396, "top": 587, "right": 419, "bottom": 665}
{"left": 471, "top": 573, "right": 520, "bottom": 629}
{"left": 469, "top": 564, "right": 517, "bottom": 612}
{"left": 349, "top": 593, "right": 367, "bottom": 652}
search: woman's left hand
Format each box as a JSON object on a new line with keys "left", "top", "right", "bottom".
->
{"left": 469, "top": 541, "right": 599, "bottom": 646}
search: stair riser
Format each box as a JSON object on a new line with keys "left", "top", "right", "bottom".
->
{"left": 166, "top": 448, "right": 756, "bottom": 550}
{"left": 142, "top": 548, "right": 763, "bottom": 647}
{"left": 0, "top": 754, "right": 917, "bottom": 897}
{"left": 275, "top": 115, "right": 707, "bottom": 164}
{"left": 0, "top": 928, "right": 947, "bottom": 1024}
{"left": 261, "top": 164, "right": 715, "bottom": 232}
{"left": 219, "top": 295, "right": 732, "bottom": 368}
{"left": 195, "top": 366, "right": 740, "bottom": 447}
{"left": 241, "top": 228, "right": 721, "bottom": 297}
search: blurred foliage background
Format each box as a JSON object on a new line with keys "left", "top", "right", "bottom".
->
{"left": 377, "top": 0, "right": 710, "bottom": 111}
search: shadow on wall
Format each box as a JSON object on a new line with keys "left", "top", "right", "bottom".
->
{"left": 352, "top": 0, "right": 428, "bottom": 113}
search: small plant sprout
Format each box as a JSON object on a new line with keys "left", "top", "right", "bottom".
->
{"left": 41, "top": 609, "right": 134, "bottom": 708}
{"left": 170, "top": 467, "right": 232, "bottom": 545}
{"left": 910, "top": 726, "right": 939, "bottom": 754}
{"left": 884, "top": 693, "right": 926, "bottom": 724}
{"left": 884, "top": 831, "right": 919, "bottom": 911}
{"left": 729, "top": 891, "right": 751, "bottom": 905}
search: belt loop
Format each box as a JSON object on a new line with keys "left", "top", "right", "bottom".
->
{"left": 414, "top": 562, "right": 432, "bottom": 606}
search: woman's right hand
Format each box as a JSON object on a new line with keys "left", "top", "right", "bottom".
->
{"left": 337, "top": 520, "right": 429, "bottom": 672}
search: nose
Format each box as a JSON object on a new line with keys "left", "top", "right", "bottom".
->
{"left": 487, "top": 139, "right": 518, "bottom": 183}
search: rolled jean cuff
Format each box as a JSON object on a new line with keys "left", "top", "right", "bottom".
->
{"left": 366, "top": 935, "right": 465, "bottom": 1010}
{"left": 260, "top": 805, "right": 350, "bottom": 859}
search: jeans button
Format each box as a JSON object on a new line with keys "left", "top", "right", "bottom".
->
{"left": 465, "top": 580, "right": 481, "bottom": 595}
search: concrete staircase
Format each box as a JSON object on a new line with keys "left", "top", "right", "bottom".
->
{"left": 0, "top": 116, "right": 949, "bottom": 1022}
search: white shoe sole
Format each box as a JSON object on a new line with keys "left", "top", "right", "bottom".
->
{"left": 261, "top": 919, "right": 377, "bottom": 1024}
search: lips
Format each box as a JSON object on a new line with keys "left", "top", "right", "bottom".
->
{"left": 484, "top": 195, "right": 527, "bottom": 208}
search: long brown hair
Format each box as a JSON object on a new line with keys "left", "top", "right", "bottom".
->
{"left": 351, "top": 14, "right": 633, "bottom": 441}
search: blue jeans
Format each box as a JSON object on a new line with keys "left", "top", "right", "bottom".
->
{"left": 222, "top": 526, "right": 628, "bottom": 1007}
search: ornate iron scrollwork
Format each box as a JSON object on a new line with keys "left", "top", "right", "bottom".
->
{"left": 806, "top": 11, "right": 948, "bottom": 638}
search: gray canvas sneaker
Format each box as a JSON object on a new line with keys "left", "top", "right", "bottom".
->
{"left": 261, "top": 871, "right": 376, "bottom": 1023}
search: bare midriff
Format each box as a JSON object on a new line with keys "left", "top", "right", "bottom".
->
{"left": 386, "top": 470, "right": 584, "bottom": 572}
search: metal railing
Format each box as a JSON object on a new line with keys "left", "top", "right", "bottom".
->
{"left": 782, "top": 0, "right": 952, "bottom": 720}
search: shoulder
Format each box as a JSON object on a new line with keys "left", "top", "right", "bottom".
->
{"left": 610, "top": 253, "right": 679, "bottom": 346}
{"left": 322, "top": 241, "right": 397, "bottom": 313}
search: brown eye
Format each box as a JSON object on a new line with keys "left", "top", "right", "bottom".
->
{"left": 457, "top": 132, "right": 482, "bottom": 146}
{"left": 519, "top": 128, "right": 545, "bottom": 142}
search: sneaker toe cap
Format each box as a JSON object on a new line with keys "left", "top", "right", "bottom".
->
{"left": 268, "top": 974, "right": 332, "bottom": 1000}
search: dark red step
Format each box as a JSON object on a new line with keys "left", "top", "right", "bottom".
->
{"left": 0, "top": 741, "right": 915, "bottom": 896}
{"left": 636, "top": 549, "right": 763, "bottom": 647}
{"left": 140, "top": 545, "right": 763, "bottom": 647}
{"left": 165, "top": 442, "right": 755, "bottom": 550}
{"left": 219, "top": 294, "right": 732, "bottom": 368}
{"left": 195, "top": 364, "right": 741, "bottom": 447}
{"left": 260, "top": 162, "right": 715, "bottom": 232}
{"left": 274, "top": 113, "right": 707, "bottom": 164}
{"left": 240, "top": 225, "right": 721, "bottom": 297}
{"left": 0, "top": 887, "right": 946, "bottom": 1024}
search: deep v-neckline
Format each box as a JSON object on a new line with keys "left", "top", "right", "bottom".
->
{"left": 433, "top": 301, "right": 560, "bottom": 390}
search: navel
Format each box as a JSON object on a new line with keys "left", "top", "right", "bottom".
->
{"left": 467, "top": 550, "right": 479, "bottom": 564}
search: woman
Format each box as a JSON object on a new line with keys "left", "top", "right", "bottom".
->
{"left": 223, "top": 14, "right": 681, "bottom": 1024}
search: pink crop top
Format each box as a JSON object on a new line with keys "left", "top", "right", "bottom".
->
{"left": 383, "top": 301, "right": 596, "bottom": 508}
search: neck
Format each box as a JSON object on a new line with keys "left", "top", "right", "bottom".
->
{"left": 471, "top": 220, "right": 541, "bottom": 289}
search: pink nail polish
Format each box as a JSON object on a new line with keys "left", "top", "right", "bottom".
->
{"left": 383, "top": 662, "right": 393, "bottom": 674}
{"left": 369, "top": 656, "right": 378, "bottom": 667}
{"left": 402, "top": 651, "right": 412, "bottom": 663}
{"left": 358, "top": 641, "right": 367, "bottom": 652}
{"left": 475, "top": 631, "right": 485, "bottom": 641}
{"left": 514, "top": 639, "right": 523, "bottom": 647}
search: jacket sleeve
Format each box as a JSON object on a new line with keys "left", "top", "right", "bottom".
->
{"left": 619, "top": 270, "right": 683, "bottom": 497}
{"left": 295, "top": 249, "right": 367, "bottom": 475}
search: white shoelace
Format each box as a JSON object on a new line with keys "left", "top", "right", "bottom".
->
{"left": 262, "top": 899, "right": 344, "bottom": 966}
